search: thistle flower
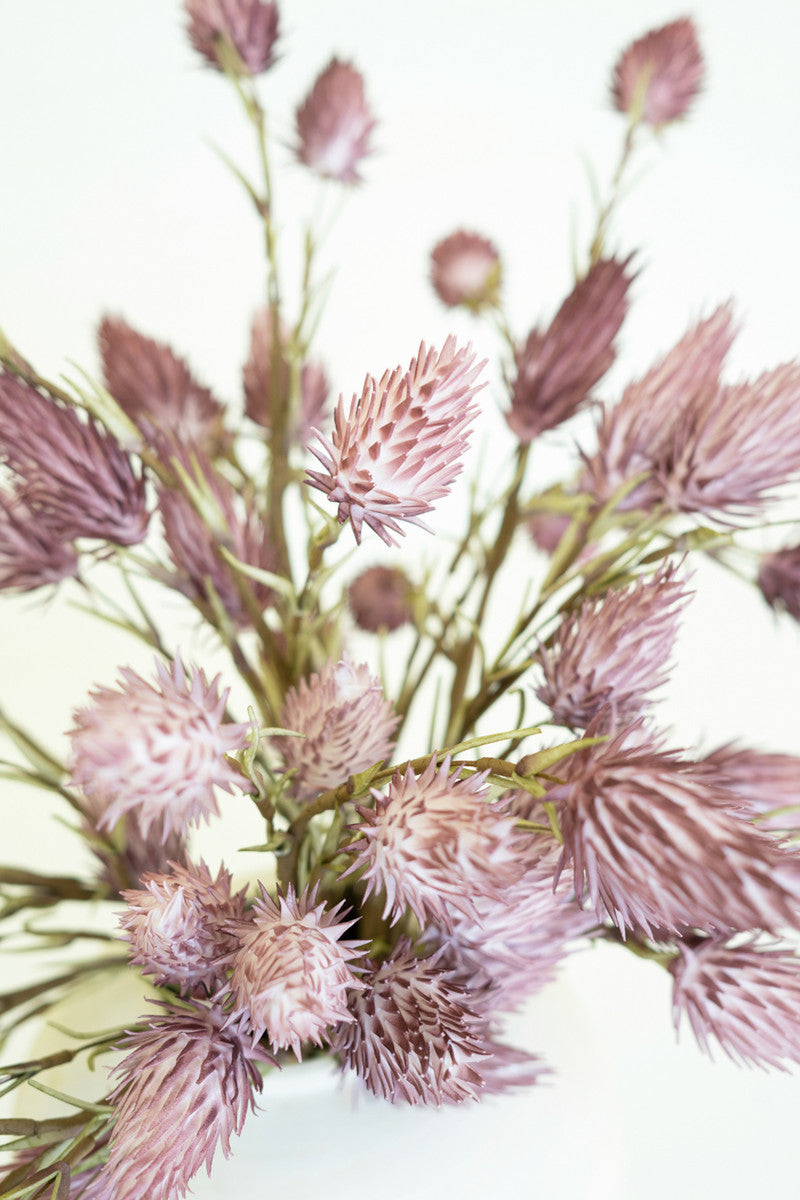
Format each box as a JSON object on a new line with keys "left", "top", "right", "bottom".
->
{"left": 550, "top": 726, "right": 800, "bottom": 940}
{"left": 82, "top": 810, "right": 189, "bottom": 896}
{"left": 69, "top": 656, "right": 251, "bottom": 838}
{"left": 611, "top": 17, "right": 704, "bottom": 127}
{"left": 307, "top": 337, "right": 485, "bottom": 545}
{"left": 184, "top": 0, "right": 280, "bottom": 75}
{"left": 242, "top": 308, "right": 330, "bottom": 448}
{"left": 671, "top": 936, "right": 800, "bottom": 1070}
{"left": 98, "top": 315, "right": 228, "bottom": 456}
{"left": 0, "top": 371, "right": 148, "bottom": 546}
{"left": 701, "top": 743, "right": 800, "bottom": 832}
{"left": 101, "top": 1003, "right": 267, "bottom": 1200}
{"left": 430, "top": 230, "right": 502, "bottom": 312}
{"left": 273, "top": 657, "right": 398, "bottom": 801}
{"left": 506, "top": 256, "right": 634, "bottom": 443}
{"left": 347, "top": 564, "right": 413, "bottom": 632}
{"left": 120, "top": 861, "right": 246, "bottom": 994}
{"left": 346, "top": 755, "right": 529, "bottom": 931}
{"left": 534, "top": 564, "right": 690, "bottom": 731}
{"left": 0, "top": 491, "right": 79, "bottom": 592}
{"left": 295, "top": 58, "right": 375, "bottom": 183}
{"left": 228, "top": 885, "right": 366, "bottom": 1058}
{"left": 758, "top": 544, "right": 800, "bottom": 622}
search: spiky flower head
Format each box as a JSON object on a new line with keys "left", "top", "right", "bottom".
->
{"left": 228, "top": 885, "right": 366, "bottom": 1058}
{"left": 611, "top": 17, "right": 704, "bottom": 127}
{"left": 120, "top": 861, "right": 246, "bottom": 995}
{"left": 295, "top": 58, "right": 375, "bottom": 183}
{"left": 101, "top": 1003, "right": 267, "bottom": 1200}
{"left": 69, "top": 656, "right": 251, "bottom": 838}
{"left": 506, "top": 256, "right": 634, "bottom": 443}
{"left": 0, "top": 491, "right": 79, "bottom": 592}
{"left": 701, "top": 743, "right": 800, "bottom": 833}
{"left": 307, "top": 337, "right": 485, "bottom": 545}
{"left": 0, "top": 371, "right": 148, "bottom": 546}
{"left": 430, "top": 230, "right": 502, "bottom": 312}
{"left": 242, "top": 308, "right": 330, "bottom": 448}
{"left": 274, "top": 657, "right": 398, "bottom": 802}
{"left": 184, "top": 0, "right": 280, "bottom": 75}
{"left": 346, "top": 755, "right": 529, "bottom": 932}
{"left": 347, "top": 564, "right": 413, "bottom": 632}
{"left": 534, "top": 564, "right": 690, "bottom": 731}
{"left": 671, "top": 936, "right": 800, "bottom": 1070}
{"left": 758, "top": 544, "right": 800, "bottom": 622}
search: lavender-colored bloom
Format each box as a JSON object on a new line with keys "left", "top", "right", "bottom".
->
{"left": 307, "top": 337, "right": 485, "bottom": 545}
{"left": 228, "top": 885, "right": 366, "bottom": 1058}
{"left": 0, "top": 371, "right": 148, "bottom": 546}
{"left": 69, "top": 656, "right": 251, "bottom": 838}
{"left": 534, "top": 564, "right": 690, "bottom": 731}
{"left": 758, "top": 544, "right": 800, "bottom": 622}
{"left": 84, "top": 812, "right": 189, "bottom": 897}
{"left": 347, "top": 565, "right": 413, "bottom": 632}
{"left": 671, "top": 936, "right": 800, "bottom": 1070}
{"left": 295, "top": 58, "right": 375, "bottom": 183}
{"left": 611, "top": 18, "right": 704, "bottom": 127}
{"left": 430, "top": 230, "right": 502, "bottom": 312}
{"left": 184, "top": 0, "right": 279, "bottom": 75}
{"left": 701, "top": 743, "right": 800, "bottom": 832}
{"left": 274, "top": 657, "right": 398, "bottom": 801}
{"left": 506, "top": 256, "right": 634, "bottom": 443}
{"left": 120, "top": 860, "right": 246, "bottom": 994}
{"left": 0, "top": 491, "right": 79, "bottom": 592}
{"left": 242, "top": 308, "right": 330, "bottom": 449}
{"left": 346, "top": 755, "right": 529, "bottom": 931}
{"left": 101, "top": 1003, "right": 266, "bottom": 1200}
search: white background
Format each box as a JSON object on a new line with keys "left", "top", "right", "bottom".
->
{"left": 2, "top": 2, "right": 800, "bottom": 1197}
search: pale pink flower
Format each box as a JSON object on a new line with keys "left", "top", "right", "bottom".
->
{"left": 274, "top": 657, "right": 398, "bottom": 802}
{"left": 671, "top": 936, "right": 800, "bottom": 1070}
{"left": 228, "top": 885, "right": 366, "bottom": 1058}
{"left": 307, "top": 337, "right": 485, "bottom": 545}
{"left": 346, "top": 755, "right": 529, "bottom": 931}
{"left": 184, "top": 0, "right": 279, "bottom": 75}
{"left": 611, "top": 18, "right": 704, "bottom": 127}
{"left": 430, "top": 230, "right": 502, "bottom": 312}
{"left": 507, "top": 256, "right": 634, "bottom": 443}
{"left": 242, "top": 308, "right": 330, "bottom": 449}
{"left": 347, "top": 565, "right": 413, "bottom": 632}
{"left": 0, "top": 371, "right": 148, "bottom": 546}
{"left": 83, "top": 811, "right": 189, "bottom": 896}
{"left": 120, "top": 860, "right": 246, "bottom": 994}
{"left": 758, "top": 544, "right": 800, "bottom": 622}
{"left": 534, "top": 564, "right": 690, "bottom": 730}
{"left": 69, "top": 656, "right": 251, "bottom": 838}
{"left": 295, "top": 58, "right": 375, "bottom": 183}
{"left": 101, "top": 1003, "right": 267, "bottom": 1200}
{"left": 0, "top": 491, "right": 79, "bottom": 592}
{"left": 701, "top": 743, "right": 800, "bottom": 833}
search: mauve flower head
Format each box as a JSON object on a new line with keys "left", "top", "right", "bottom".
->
{"left": 347, "top": 564, "right": 413, "bottom": 632}
{"left": 700, "top": 742, "right": 800, "bottom": 833}
{"left": 0, "top": 491, "right": 79, "bottom": 592}
{"left": 274, "top": 656, "right": 398, "bottom": 802}
{"left": 346, "top": 755, "right": 529, "bottom": 931}
{"left": 430, "top": 230, "right": 502, "bottom": 312}
{"left": 68, "top": 655, "right": 251, "bottom": 839}
{"left": 101, "top": 1003, "right": 268, "bottom": 1200}
{"left": 671, "top": 936, "right": 800, "bottom": 1070}
{"left": 228, "top": 884, "right": 366, "bottom": 1058}
{"left": 549, "top": 724, "right": 800, "bottom": 940}
{"left": 506, "top": 256, "right": 634, "bottom": 443}
{"left": 534, "top": 563, "right": 691, "bottom": 731}
{"left": 307, "top": 337, "right": 485, "bottom": 545}
{"left": 295, "top": 58, "right": 375, "bottom": 183}
{"left": 242, "top": 308, "right": 330, "bottom": 449}
{"left": 758, "top": 544, "right": 800, "bottom": 622}
{"left": 80, "top": 805, "right": 189, "bottom": 896}
{"left": 120, "top": 860, "right": 246, "bottom": 995}
{"left": 527, "top": 510, "right": 571, "bottom": 555}
{"left": 611, "top": 17, "right": 704, "bottom": 127}
{"left": 184, "top": 0, "right": 279, "bottom": 75}
{"left": 98, "top": 315, "right": 229, "bottom": 457}
{"left": 0, "top": 371, "right": 149, "bottom": 546}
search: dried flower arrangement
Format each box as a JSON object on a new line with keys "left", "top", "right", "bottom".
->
{"left": 2, "top": 5, "right": 800, "bottom": 1199}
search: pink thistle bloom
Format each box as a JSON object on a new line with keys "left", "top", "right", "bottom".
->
{"left": 0, "top": 371, "right": 148, "bottom": 546}
{"left": 242, "top": 308, "right": 330, "bottom": 450}
{"left": 228, "top": 885, "right": 366, "bottom": 1058}
{"left": 507, "top": 256, "right": 634, "bottom": 443}
{"left": 430, "top": 230, "right": 502, "bottom": 312}
{"left": 549, "top": 726, "right": 800, "bottom": 940}
{"left": 274, "top": 657, "right": 398, "bottom": 802}
{"left": 101, "top": 1003, "right": 268, "bottom": 1200}
{"left": 295, "top": 58, "right": 375, "bottom": 184}
{"left": 611, "top": 18, "right": 704, "bottom": 127}
{"left": 184, "top": 0, "right": 279, "bottom": 75}
{"left": 307, "top": 337, "right": 485, "bottom": 545}
{"left": 701, "top": 743, "right": 800, "bottom": 833}
{"left": 671, "top": 936, "right": 800, "bottom": 1070}
{"left": 0, "top": 491, "right": 79, "bottom": 592}
{"left": 120, "top": 860, "right": 246, "bottom": 995}
{"left": 534, "top": 564, "right": 691, "bottom": 731}
{"left": 758, "top": 544, "right": 800, "bottom": 622}
{"left": 347, "top": 564, "right": 413, "bottom": 633}
{"left": 345, "top": 755, "right": 529, "bottom": 932}
{"left": 68, "top": 656, "right": 251, "bottom": 839}
{"left": 80, "top": 808, "right": 189, "bottom": 896}
{"left": 98, "top": 316, "right": 229, "bottom": 456}
{"left": 333, "top": 939, "right": 543, "bottom": 1105}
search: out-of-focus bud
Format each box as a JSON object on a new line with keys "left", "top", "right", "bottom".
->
{"left": 295, "top": 59, "right": 375, "bottom": 184}
{"left": 430, "top": 231, "right": 502, "bottom": 313}
{"left": 184, "top": 0, "right": 280, "bottom": 76}
{"left": 610, "top": 17, "right": 704, "bottom": 127}
{"left": 347, "top": 565, "right": 413, "bottom": 633}
{"left": 758, "top": 545, "right": 800, "bottom": 623}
